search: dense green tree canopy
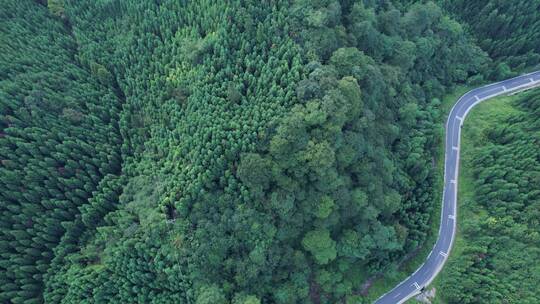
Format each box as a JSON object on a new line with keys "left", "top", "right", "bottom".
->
{"left": 440, "top": 91, "right": 540, "bottom": 304}
{"left": 442, "top": 0, "right": 540, "bottom": 72}
{"left": 0, "top": 0, "right": 538, "bottom": 303}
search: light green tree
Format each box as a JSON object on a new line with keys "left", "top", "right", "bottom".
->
{"left": 302, "top": 229, "right": 337, "bottom": 265}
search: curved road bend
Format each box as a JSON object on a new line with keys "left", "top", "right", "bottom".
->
{"left": 375, "top": 71, "right": 540, "bottom": 304}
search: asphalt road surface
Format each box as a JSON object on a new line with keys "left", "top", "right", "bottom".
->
{"left": 374, "top": 71, "right": 540, "bottom": 304}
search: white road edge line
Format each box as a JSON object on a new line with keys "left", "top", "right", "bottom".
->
{"left": 373, "top": 72, "right": 540, "bottom": 304}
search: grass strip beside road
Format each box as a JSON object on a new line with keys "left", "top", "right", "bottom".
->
{"left": 429, "top": 91, "right": 526, "bottom": 304}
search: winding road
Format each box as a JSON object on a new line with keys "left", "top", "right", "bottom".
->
{"left": 375, "top": 71, "right": 540, "bottom": 304}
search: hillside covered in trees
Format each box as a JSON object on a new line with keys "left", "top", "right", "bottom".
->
{"left": 0, "top": 0, "right": 538, "bottom": 303}
{"left": 442, "top": 0, "right": 540, "bottom": 72}
{"left": 439, "top": 91, "right": 540, "bottom": 304}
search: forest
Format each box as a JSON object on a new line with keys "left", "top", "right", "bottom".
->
{"left": 439, "top": 91, "right": 540, "bottom": 304}
{"left": 0, "top": 0, "right": 538, "bottom": 303}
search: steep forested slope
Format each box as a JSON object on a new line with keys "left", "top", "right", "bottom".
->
{"left": 439, "top": 91, "right": 540, "bottom": 304}
{"left": 0, "top": 1, "right": 122, "bottom": 303}
{"left": 1, "top": 0, "right": 532, "bottom": 303}
{"left": 42, "top": 1, "right": 487, "bottom": 303}
{"left": 45, "top": 1, "right": 308, "bottom": 303}
{"left": 442, "top": 0, "right": 540, "bottom": 73}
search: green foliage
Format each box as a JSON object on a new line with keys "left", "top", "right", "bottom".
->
{"left": 196, "top": 285, "right": 227, "bottom": 304}
{"left": 0, "top": 1, "right": 122, "bottom": 303}
{"left": 47, "top": 0, "right": 65, "bottom": 17}
{"left": 443, "top": 0, "right": 540, "bottom": 71}
{"left": 237, "top": 153, "right": 272, "bottom": 192}
{"left": 439, "top": 91, "right": 540, "bottom": 304}
{"left": 233, "top": 294, "right": 261, "bottom": 304}
{"left": 302, "top": 229, "right": 338, "bottom": 265}
{"left": 2, "top": 0, "right": 537, "bottom": 303}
